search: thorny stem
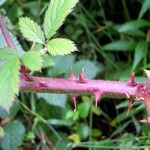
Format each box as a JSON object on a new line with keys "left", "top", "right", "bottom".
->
{"left": 1, "top": 14, "right": 150, "bottom": 124}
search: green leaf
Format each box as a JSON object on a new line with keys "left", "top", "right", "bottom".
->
{"left": 77, "top": 123, "right": 90, "bottom": 139}
{"left": 0, "top": 120, "right": 25, "bottom": 150}
{"left": 138, "top": 0, "right": 150, "bottom": 19}
{"left": 0, "top": 55, "right": 20, "bottom": 111}
{"left": 92, "top": 129, "right": 102, "bottom": 137}
{"left": 132, "top": 41, "right": 148, "bottom": 71}
{"left": 72, "top": 60, "right": 101, "bottom": 79}
{"left": 77, "top": 102, "right": 90, "bottom": 118}
{"left": 0, "top": 126, "right": 5, "bottom": 139}
{"left": 42, "top": 54, "right": 54, "bottom": 68}
{"left": 110, "top": 121, "right": 131, "bottom": 138}
{"left": 21, "top": 51, "right": 42, "bottom": 71}
{"left": 47, "top": 38, "right": 77, "bottom": 56}
{"left": 37, "top": 93, "right": 67, "bottom": 108}
{"left": 103, "top": 40, "right": 136, "bottom": 51}
{"left": 0, "top": 101, "right": 20, "bottom": 119}
{"left": 48, "top": 55, "right": 75, "bottom": 77}
{"left": 44, "top": 0, "right": 79, "bottom": 39}
{"left": 19, "top": 17, "right": 45, "bottom": 44}
{"left": 0, "top": 48, "right": 19, "bottom": 60}
{"left": 118, "top": 20, "right": 150, "bottom": 33}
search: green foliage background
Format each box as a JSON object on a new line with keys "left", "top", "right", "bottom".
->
{"left": 0, "top": 0, "right": 150, "bottom": 149}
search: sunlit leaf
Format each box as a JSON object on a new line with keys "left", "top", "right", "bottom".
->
{"left": 47, "top": 38, "right": 77, "bottom": 56}
{"left": 19, "top": 17, "right": 45, "bottom": 44}
{"left": 0, "top": 48, "right": 18, "bottom": 60}
{"left": 44, "top": 0, "right": 79, "bottom": 39}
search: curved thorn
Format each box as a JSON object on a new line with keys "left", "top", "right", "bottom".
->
{"left": 39, "top": 82, "right": 48, "bottom": 88}
{"left": 94, "top": 91, "right": 103, "bottom": 106}
{"left": 126, "top": 92, "right": 131, "bottom": 99}
{"left": 127, "top": 72, "right": 137, "bottom": 86}
{"left": 70, "top": 95, "right": 77, "bottom": 112}
{"left": 144, "top": 69, "right": 150, "bottom": 79}
{"left": 127, "top": 98, "right": 133, "bottom": 115}
{"left": 20, "top": 73, "right": 33, "bottom": 82}
{"left": 69, "top": 69, "right": 76, "bottom": 80}
{"left": 140, "top": 118, "right": 150, "bottom": 124}
{"left": 78, "top": 68, "right": 87, "bottom": 83}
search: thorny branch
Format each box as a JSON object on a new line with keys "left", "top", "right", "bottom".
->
{"left": 1, "top": 13, "right": 150, "bottom": 124}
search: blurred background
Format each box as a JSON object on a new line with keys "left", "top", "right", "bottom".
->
{"left": 0, "top": 0, "right": 150, "bottom": 149}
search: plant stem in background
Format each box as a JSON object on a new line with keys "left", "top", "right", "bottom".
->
{"left": 0, "top": 14, "right": 15, "bottom": 49}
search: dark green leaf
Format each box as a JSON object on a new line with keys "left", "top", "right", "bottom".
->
{"left": 42, "top": 54, "right": 54, "bottom": 68}
{"left": 132, "top": 40, "right": 148, "bottom": 70}
{"left": 0, "top": 101, "right": 20, "bottom": 119}
{"left": 48, "top": 55, "right": 75, "bottom": 76}
{"left": 73, "top": 60, "right": 102, "bottom": 79}
{"left": 0, "top": 120, "right": 25, "bottom": 150}
{"left": 37, "top": 93, "right": 67, "bottom": 108}
{"left": 103, "top": 40, "right": 136, "bottom": 51}
{"left": 138, "top": 0, "right": 150, "bottom": 19}
{"left": 118, "top": 20, "right": 150, "bottom": 33}
{"left": 77, "top": 123, "right": 90, "bottom": 139}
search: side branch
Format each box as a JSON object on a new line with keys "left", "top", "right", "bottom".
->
{"left": 0, "top": 14, "right": 15, "bottom": 49}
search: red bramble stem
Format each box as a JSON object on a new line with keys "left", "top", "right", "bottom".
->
{"left": 1, "top": 13, "right": 150, "bottom": 124}
{"left": 19, "top": 71, "right": 150, "bottom": 123}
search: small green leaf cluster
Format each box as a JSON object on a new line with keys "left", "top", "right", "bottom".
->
{"left": 19, "top": 0, "right": 78, "bottom": 57}
{"left": 0, "top": 0, "right": 79, "bottom": 111}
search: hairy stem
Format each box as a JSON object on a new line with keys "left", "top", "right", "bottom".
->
{"left": 20, "top": 76, "right": 137, "bottom": 96}
{"left": 1, "top": 13, "right": 150, "bottom": 124}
